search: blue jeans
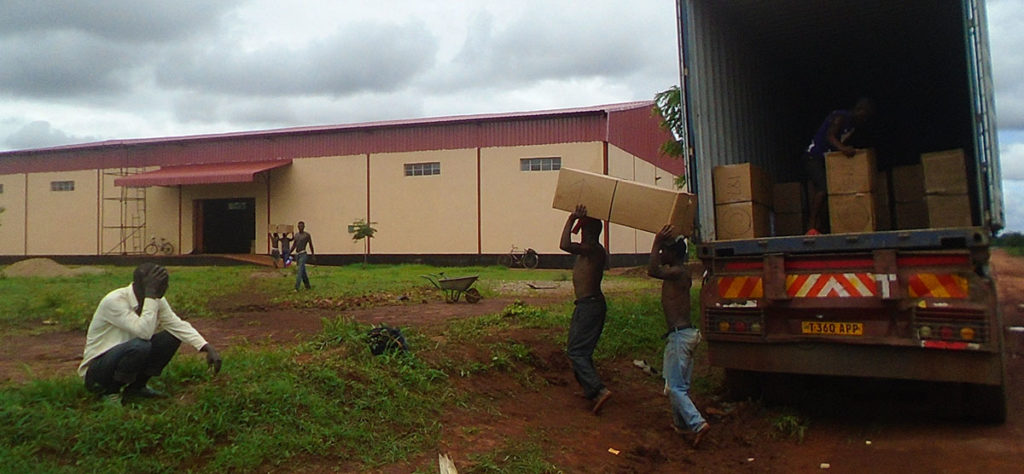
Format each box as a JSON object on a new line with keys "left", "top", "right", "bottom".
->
{"left": 663, "top": 328, "right": 706, "bottom": 431}
{"left": 294, "top": 253, "right": 310, "bottom": 289}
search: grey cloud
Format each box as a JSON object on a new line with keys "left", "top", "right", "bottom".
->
{"left": 0, "top": 0, "right": 241, "bottom": 42}
{"left": 156, "top": 21, "right": 439, "bottom": 97}
{"left": 988, "top": 0, "right": 1024, "bottom": 129}
{"left": 435, "top": 10, "right": 666, "bottom": 91}
{"left": 4, "top": 120, "right": 97, "bottom": 150}
{"left": 0, "top": 31, "right": 147, "bottom": 97}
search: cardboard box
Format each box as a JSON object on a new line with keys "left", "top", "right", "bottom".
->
{"left": 828, "top": 193, "right": 876, "bottom": 234}
{"left": 825, "top": 148, "right": 876, "bottom": 194}
{"left": 610, "top": 179, "right": 697, "bottom": 235}
{"left": 895, "top": 200, "right": 929, "bottom": 229}
{"left": 773, "top": 212, "right": 804, "bottom": 236}
{"left": 891, "top": 164, "right": 925, "bottom": 202}
{"left": 925, "top": 194, "right": 972, "bottom": 228}
{"left": 875, "top": 171, "right": 891, "bottom": 231}
{"left": 712, "top": 163, "right": 772, "bottom": 205}
{"left": 552, "top": 167, "right": 697, "bottom": 235}
{"left": 268, "top": 224, "right": 294, "bottom": 234}
{"left": 773, "top": 182, "right": 804, "bottom": 214}
{"left": 715, "top": 202, "right": 770, "bottom": 240}
{"left": 551, "top": 168, "right": 617, "bottom": 221}
{"left": 921, "top": 149, "right": 968, "bottom": 194}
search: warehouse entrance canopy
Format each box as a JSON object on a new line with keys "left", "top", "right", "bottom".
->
{"left": 114, "top": 160, "right": 292, "bottom": 187}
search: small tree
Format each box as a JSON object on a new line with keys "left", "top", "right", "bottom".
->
{"left": 348, "top": 218, "right": 378, "bottom": 264}
{"left": 653, "top": 86, "right": 687, "bottom": 189}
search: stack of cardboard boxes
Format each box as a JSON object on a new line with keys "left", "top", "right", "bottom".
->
{"left": 711, "top": 163, "right": 772, "bottom": 240}
{"left": 772, "top": 182, "right": 804, "bottom": 236}
{"left": 892, "top": 164, "right": 928, "bottom": 229}
{"left": 921, "top": 149, "right": 972, "bottom": 228}
{"left": 825, "top": 149, "right": 882, "bottom": 234}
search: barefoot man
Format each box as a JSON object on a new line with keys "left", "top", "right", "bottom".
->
{"left": 649, "top": 225, "right": 709, "bottom": 447}
{"left": 560, "top": 204, "right": 612, "bottom": 414}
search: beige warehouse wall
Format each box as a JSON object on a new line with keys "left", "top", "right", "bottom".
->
{"left": 26, "top": 170, "right": 100, "bottom": 255}
{"left": 271, "top": 155, "right": 368, "bottom": 255}
{"left": 0, "top": 174, "right": 26, "bottom": 255}
{"left": 370, "top": 149, "right": 478, "bottom": 254}
{"left": 480, "top": 142, "right": 604, "bottom": 255}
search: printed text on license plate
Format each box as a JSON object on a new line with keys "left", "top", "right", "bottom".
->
{"left": 801, "top": 321, "right": 863, "bottom": 336}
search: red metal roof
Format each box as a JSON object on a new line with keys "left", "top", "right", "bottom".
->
{"left": 0, "top": 101, "right": 682, "bottom": 176}
{"left": 113, "top": 160, "right": 291, "bottom": 187}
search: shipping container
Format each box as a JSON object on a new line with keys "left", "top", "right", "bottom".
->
{"left": 677, "top": 0, "right": 1006, "bottom": 421}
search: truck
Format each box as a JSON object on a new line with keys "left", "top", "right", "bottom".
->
{"left": 675, "top": 0, "right": 1007, "bottom": 421}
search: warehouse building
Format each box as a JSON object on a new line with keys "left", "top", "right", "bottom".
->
{"left": 0, "top": 101, "right": 683, "bottom": 265}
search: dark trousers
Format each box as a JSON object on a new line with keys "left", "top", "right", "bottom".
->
{"left": 567, "top": 296, "right": 607, "bottom": 399}
{"left": 84, "top": 331, "right": 181, "bottom": 395}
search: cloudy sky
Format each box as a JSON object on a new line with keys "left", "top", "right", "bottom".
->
{"left": 1, "top": 0, "right": 1023, "bottom": 230}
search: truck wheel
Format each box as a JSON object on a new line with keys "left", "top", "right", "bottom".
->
{"left": 723, "top": 369, "right": 761, "bottom": 401}
{"left": 964, "top": 383, "right": 1007, "bottom": 423}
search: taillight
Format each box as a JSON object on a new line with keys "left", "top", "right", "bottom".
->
{"left": 707, "top": 310, "right": 763, "bottom": 335}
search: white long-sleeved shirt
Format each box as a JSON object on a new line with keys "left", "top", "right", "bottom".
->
{"left": 78, "top": 283, "right": 208, "bottom": 377}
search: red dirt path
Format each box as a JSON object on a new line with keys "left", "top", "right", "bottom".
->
{"left": 3, "top": 254, "right": 1024, "bottom": 473}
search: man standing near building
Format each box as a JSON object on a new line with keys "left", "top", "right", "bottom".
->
{"left": 648, "top": 225, "right": 709, "bottom": 447}
{"left": 291, "top": 221, "right": 315, "bottom": 290}
{"left": 559, "top": 204, "right": 611, "bottom": 414}
{"left": 79, "top": 263, "right": 222, "bottom": 405}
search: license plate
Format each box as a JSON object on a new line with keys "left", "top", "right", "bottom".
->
{"left": 801, "top": 321, "right": 863, "bottom": 336}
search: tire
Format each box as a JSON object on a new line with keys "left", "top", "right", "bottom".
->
{"left": 964, "top": 383, "right": 1007, "bottom": 423}
{"left": 723, "top": 369, "right": 762, "bottom": 401}
{"left": 465, "top": 288, "right": 482, "bottom": 303}
{"left": 497, "top": 254, "right": 513, "bottom": 267}
{"left": 144, "top": 243, "right": 159, "bottom": 255}
{"left": 160, "top": 242, "right": 174, "bottom": 255}
{"left": 522, "top": 251, "right": 539, "bottom": 269}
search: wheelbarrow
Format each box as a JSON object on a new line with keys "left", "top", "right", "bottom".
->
{"left": 421, "top": 273, "right": 482, "bottom": 303}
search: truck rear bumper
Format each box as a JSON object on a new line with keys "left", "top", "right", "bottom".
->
{"left": 709, "top": 341, "right": 1003, "bottom": 385}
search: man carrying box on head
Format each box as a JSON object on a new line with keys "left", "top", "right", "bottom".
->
{"left": 648, "top": 225, "right": 710, "bottom": 447}
{"left": 559, "top": 204, "right": 612, "bottom": 414}
{"left": 802, "top": 97, "right": 875, "bottom": 234}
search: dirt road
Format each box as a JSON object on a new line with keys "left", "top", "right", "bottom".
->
{"left": 3, "top": 255, "right": 1023, "bottom": 472}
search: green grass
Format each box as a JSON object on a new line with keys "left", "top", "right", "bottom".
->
{"left": 0, "top": 317, "right": 451, "bottom": 472}
{"left": 0, "top": 263, "right": 708, "bottom": 472}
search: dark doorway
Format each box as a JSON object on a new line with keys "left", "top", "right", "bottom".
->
{"left": 197, "top": 198, "right": 255, "bottom": 253}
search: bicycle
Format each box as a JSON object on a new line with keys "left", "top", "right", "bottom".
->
{"left": 144, "top": 236, "right": 175, "bottom": 255}
{"left": 498, "top": 246, "right": 539, "bottom": 269}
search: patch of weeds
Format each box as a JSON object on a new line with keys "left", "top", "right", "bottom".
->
{"left": 770, "top": 409, "right": 809, "bottom": 443}
{"left": 466, "top": 438, "right": 561, "bottom": 473}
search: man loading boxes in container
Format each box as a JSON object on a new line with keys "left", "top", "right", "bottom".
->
{"left": 802, "top": 97, "right": 875, "bottom": 234}
{"left": 559, "top": 204, "right": 612, "bottom": 414}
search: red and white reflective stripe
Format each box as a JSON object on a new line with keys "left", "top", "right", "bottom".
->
{"left": 786, "top": 273, "right": 876, "bottom": 298}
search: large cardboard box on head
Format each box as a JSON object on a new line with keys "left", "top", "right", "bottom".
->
{"left": 552, "top": 168, "right": 697, "bottom": 235}
{"left": 825, "top": 148, "right": 877, "bottom": 194}
{"left": 268, "top": 224, "right": 294, "bottom": 234}
{"left": 712, "top": 163, "right": 772, "bottom": 205}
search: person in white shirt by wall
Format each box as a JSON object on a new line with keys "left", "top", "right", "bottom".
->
{"left": 78, "top": 263, "right": 222, "bottom": 404}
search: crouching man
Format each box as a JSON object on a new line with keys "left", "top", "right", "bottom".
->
{"left": 78, "top": 263, "right": 222, "bottom": 404}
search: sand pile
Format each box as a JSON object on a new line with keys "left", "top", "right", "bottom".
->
{"left": 1, "top": 258, "right": 106, "bottom": 278}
